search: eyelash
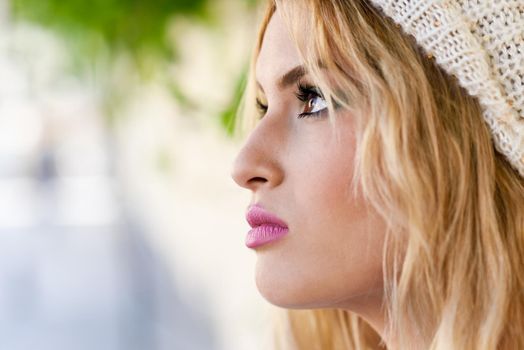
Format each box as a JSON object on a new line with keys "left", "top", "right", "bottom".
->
{"left": 294, "top": 82, "right": 326, "bottom": 118}
{"left": 255, "top": 82, "right": 326, "bottom": 119}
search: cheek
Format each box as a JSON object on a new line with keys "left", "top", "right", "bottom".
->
{"left": 298, "top": 130, "right": 359, "bottom": 226}
{"left": 254, "top": 202, "right": 386, "bottom": 309}
{"left": 254, "top": 128, "right": 387, "bottom": 309}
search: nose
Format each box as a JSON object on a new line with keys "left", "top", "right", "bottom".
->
{"left": 230, "top": 127, "right": 284, "bottom": 192}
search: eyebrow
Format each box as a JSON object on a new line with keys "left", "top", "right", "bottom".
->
{"left": 256, "top": 65, "right": 307, "bottom": 92}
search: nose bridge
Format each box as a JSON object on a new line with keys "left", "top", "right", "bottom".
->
{"left": 231, "top": 117, "right": 285, "bottom": 191}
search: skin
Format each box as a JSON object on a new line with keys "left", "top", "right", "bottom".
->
{"left": 231, "top": 9, "right": 392, "bottom": 345}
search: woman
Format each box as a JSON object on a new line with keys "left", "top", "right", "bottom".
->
{"left": 231, "top": 0, "right": 524, "bottom": 349}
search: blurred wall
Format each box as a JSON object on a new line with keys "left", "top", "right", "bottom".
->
{"left": 0, "top": 1, "right": 273, "bottom": 349}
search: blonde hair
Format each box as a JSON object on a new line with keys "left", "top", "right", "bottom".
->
{"left": 236, "top": 1, "right": 524, "bottom": 349}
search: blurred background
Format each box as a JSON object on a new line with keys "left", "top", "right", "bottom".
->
{"left": 0, "top": 0, "right": 272, "bottom": 349}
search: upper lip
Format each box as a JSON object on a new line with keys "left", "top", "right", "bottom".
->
{"left": 245, "top": 204, "right": 288, "bottom": 229}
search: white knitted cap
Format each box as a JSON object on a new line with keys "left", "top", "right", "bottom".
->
{"left": 367, "top": 0, "right": 524, "bottom": 178}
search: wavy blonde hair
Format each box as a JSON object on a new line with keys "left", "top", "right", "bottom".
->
{"left": 235, "top": 1, "right": 524, "bottom": 349}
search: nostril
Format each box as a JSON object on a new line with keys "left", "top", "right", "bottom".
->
{"left": 245, "top": 177, "right": 268, "bottom": 190}
{"left": 230, "top": 142, "right": 284, "bottom": 189}
{"left": 248, "top": 177, "right": 268, "bottom": 185}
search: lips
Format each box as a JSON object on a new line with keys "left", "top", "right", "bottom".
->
{"left": 246, "top": 204, "right": 289, "bottom": 229}
{"left": 245, "top": 204, "right": 289, "bottom": 248}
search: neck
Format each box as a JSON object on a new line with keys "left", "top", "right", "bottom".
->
{"left": 336, "top": 291, "right": 424, "bottom": 350}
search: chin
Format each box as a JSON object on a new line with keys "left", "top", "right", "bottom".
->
{"left": 254, "top": 259, "right": 333, "bottom": 309}
{"left": 254, "top": 258, "right": 383, "bottom": 311}
{"left": 254, "top": 258, "right": 304, "bottom": 308}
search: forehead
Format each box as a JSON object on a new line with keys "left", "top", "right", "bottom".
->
{"left": 255, "top": 11, "right": 304, "bottom": 90}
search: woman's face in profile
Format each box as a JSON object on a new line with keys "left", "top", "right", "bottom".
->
{"left": 231, "top": 10, "right": 388, "bottom": 314}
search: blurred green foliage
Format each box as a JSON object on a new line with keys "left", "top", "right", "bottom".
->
{"left": 9, "top": 0, "right": 260, "bottom": 135}
{"left": 220, "top": 68, "right": 247, "bottom": 137}
{"left": 10, "top": 0, "right": 210, "bottom": 65}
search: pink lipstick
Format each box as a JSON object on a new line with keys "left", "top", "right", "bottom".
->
{"left": 245, "top": 204, "right": 289, "bottom": 248}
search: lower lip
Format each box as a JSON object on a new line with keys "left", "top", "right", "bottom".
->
{"left": 245, "top": 224, "right": 289, "bottom": 248}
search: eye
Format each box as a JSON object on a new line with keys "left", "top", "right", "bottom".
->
{"left": 254, "top": 83, "right": 329, "bottom": 120}
{"left": 255, "top": 97, "right": 268, "bottom": 118}
{"left": 302, "top": 95, "right": 327, "bottom": 116}
{"left": 295, "top": 83, "right": 327, "bottom": 118}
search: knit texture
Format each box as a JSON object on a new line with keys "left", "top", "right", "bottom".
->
{"left": 367, "top": 0, "right": 524, "bottom": 177}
